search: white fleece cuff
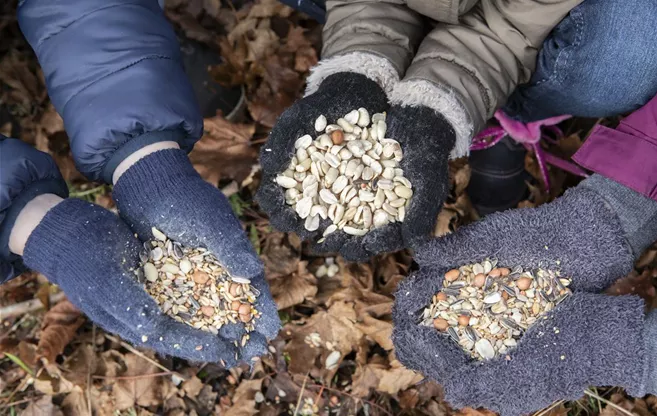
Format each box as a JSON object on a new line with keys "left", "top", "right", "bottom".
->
{"left": 304, "top": 52, "right": 400, "bottom": 97}
{"left": 390, "top": 79, "right": 473, "bottom": 159}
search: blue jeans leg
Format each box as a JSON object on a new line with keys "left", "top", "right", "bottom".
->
{"left": 504, "top": 0, "right": 657, "bottom": 122}
{"left": 278, "top": 0, "right": 326, "bottom": 22}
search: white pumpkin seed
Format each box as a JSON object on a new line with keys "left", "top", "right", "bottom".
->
{"left": 304, "top": 214, "right": 320, "bottom": 231}
{"left": 314, "top": 115, "right": 327, "bottom": 132}
{"left": 344, "top": 109, "right": 359, "bottom": 125}
{"left": 343, "top": 226, "right": 367, "bottom": 236}
{"left": 357, "top": 108, "right": 370, "bottom": 127}
{"left": 275, "top": 175, "right": 297, "bottom": 189}
{"left": 319, "top": 189, "right": 338, "bottom": 205}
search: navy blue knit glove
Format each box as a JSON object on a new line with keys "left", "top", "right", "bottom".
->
{"left": 23, "top": 198, "right": 239, "bottom": 364}
{"left": 112, "top": 149, "right": 280, "bottom": 362}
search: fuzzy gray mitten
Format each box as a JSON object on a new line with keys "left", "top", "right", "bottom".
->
{"left": 392, "top": 184, "right": 657, "bottom": 415}
{"left": 395, "top": 270, "right": 652, "bottom": 416}
{"left": 256, "top": 73, "right": 456, "bottom": 261}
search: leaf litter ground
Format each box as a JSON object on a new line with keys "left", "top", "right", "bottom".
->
{"left": 1, "top": 0, "right": 657, "bottom": 415}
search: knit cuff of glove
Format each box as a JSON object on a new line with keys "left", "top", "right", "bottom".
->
{"left": 0, "top": 178, "right": 69, "bottom": 271}
{"left": 304, "top": 52, "right": 399, "bottom": 97}
{"left": 579, "top": 174, "right": 657, "bottom": 259}
{"left": 642, "top": 310, "right": 657, "bottom": 396}
{"left": 389, "top": 79, "right": 473, "bottom": 160}
{"left": 113, "top": 148, "right": 199, "bottom": 201}
{"left": 22, "top": 198, "right": 137, "bottom": 282}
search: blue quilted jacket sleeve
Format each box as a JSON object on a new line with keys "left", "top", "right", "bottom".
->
{"left": 0, "top": 137, "right": 69, "bottom": 283}
{"left": 17, "top": 0, "right": 203, "bottom": 183}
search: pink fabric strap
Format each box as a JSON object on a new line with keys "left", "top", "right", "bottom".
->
{"left": 471, "top": 110, "right": 587, "bottom": 192}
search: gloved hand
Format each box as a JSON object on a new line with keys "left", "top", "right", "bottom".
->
{"left": 256, "top": 72, "right": 456, "bottom": 261}
{"left": 112, "top": 148, "right": 280, "bottom": 362}
{"left": 22, "top": 198, "right": 242, "bottom": 364}
{"left": 392, "top": 185, "right": 657, "bottom": 415}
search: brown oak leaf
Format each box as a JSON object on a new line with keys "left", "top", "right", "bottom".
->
{"left": 37, "top": 299, "right": 85, "bottom": 364}
{"left": 189, "top": 114, "right": 258, "bottom": 185}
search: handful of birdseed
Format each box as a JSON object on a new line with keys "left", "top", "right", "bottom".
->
{"left": 136, "top": 227, "right": 261, "bottom": 335}
{"left": 276, "top": 109, "right": 413, "bottom": 240}
{"left": 419, "top": 259, "right": 572, "bottom": 361}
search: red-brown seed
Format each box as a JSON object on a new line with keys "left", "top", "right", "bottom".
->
{"left": 238, "top": 303, "right": 251, "bottom": 316}
{"left": 433, "top": 318, "right": 449, "bottom": 331}
{"left": 517, "top": 277, "right": 532, "bottom": 290}
{"left": 239, "top": 312, "right": 252, "bottom": 323}
{"left": 458, "top": 315, "right": 470, "bottom": 326}
{"left": 499, "top": 268, "right": 511, "bottom": 277}
{"left": 488, "top": 268, "right": 501, "bottom": 278}
{"left": 331, "top": 130, "right": 344, "bottom": 145}
{"left": 445, "top": 269, "right": 460, "bottom": 282}
{"left": 436, "top": 292, "right": 447, "bottom": 301}
{"left": 474, "top": 273, "right": 486, "bottom": 288}
{"left": 193, "top": 270, "right": 210, "bottom": 285}
{"left": 230, "top": 300, "right": 241, "bottom": 311}
{"left": 228, "top": 283, "right": 240, "bottom": 297}
{"left": 201, "top": 306, "right": 215, "bottom": 317}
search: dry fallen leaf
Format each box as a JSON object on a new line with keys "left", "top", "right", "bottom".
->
{"left": 19, "top": 395, "right": 63, "bottom": 416}
{"left": 269, "top": 261, "right": 318, "bottom": 310}
{"left": 34, "top": 363, "right": 77, "bottom": 395}
{"left": 225, "top": 378, "right": 264, "bottom": 416}
{"left": 60, "top": 389, "right": 89, "bottom": 416}
{"left": 181, "top": 375, "right": 204, "bottom": 398}
{"left": 284, "top": 301, "right": 362, "bottom": 377}
{"left": 113, "top": 353, "right": 174, "bottom": 410}
{"left": 37, "top": 299, "right": 85, "bottom": 364}
{"left": 355, "top": 314, "right": 393, "bottom": 351}
{"left": 352, "top": 360, "right": 423, "bottom": 397}
{"left": 189, "top": 114, "right": 258, "bottom": 185}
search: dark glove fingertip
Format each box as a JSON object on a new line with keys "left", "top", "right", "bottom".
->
{"left": 255, "top": 180, "right": 307, "bottom": 236}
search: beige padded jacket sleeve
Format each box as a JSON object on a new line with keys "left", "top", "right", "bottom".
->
{"left": 305, "top": 0, "right": 426, "bottom": 96}
{"left": 391, "top": 0, "right": 583, "bottom": 158}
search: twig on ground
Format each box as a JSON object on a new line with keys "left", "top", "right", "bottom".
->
{"left": 304, "top": 383, "right": 392, "bottom": 416}
{"left": 0, "top": 292, "right": 66, "bottom": 320}
{"left": 584, "top": 389, "right": 635, "bottom": 416}
{"left": 534, "top": 400, "right": 565, "bottom": 416}
{"left": 293, "top": 373, "right": 308, "bottom": 415}
{"left": 104, "top": 334, "right": 186, "bottom": 381}
{"left": 93, "top": 371, "right": 173, "bottom": 381}
{"left": 0, "top": 397, "right": 40, "bottom": 410}
{"left": 86, "top": 324, "right": 95, "bottom": 415}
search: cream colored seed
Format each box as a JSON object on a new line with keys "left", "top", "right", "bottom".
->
{"left": 138, "top": 231, "right": 260, "bottom": 336}
{"left": 278, "top": 110, "right": 413, "bottom": 235}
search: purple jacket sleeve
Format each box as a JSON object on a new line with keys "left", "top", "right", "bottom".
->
{"left": 0, "top": 137, "right": 69, "bottom": 283}
{"left": 573, "top": 94, "right": 657, "bottom": 201}
{"left": 17, "top": 0, "right": 203, "bottom": 183}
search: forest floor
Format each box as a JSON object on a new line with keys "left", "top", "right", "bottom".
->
{"left": 1, "top": 0, "right": 657, "bottom": 415}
